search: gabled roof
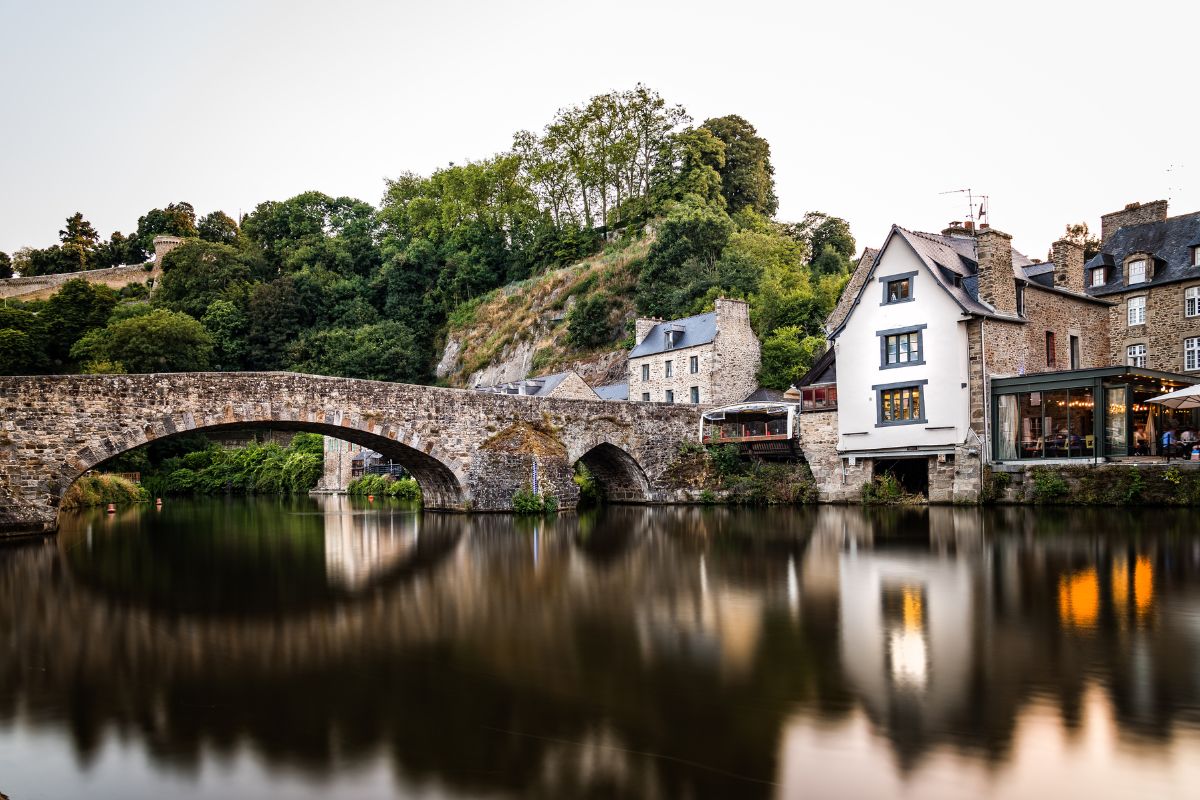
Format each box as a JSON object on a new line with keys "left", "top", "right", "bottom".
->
{"left": 824, "top": 247, "right": 879, "bottom": 334}
{"left": 795, "top": 345, "right": 836, "bottom": 388}
{"left": 1084, "top": 211, "right": 1200, "bottom": 296}
{"left": 475, "top": 370, "right": 574, "bottom": 397}
{"left": 594, "top": 382, "right": 629, "bottom": 401}
{"left": 629, "top": 311, "right": 717, "bottom": 358}
{"left": 742, "top": 386, "right": 788, "bottom": 402}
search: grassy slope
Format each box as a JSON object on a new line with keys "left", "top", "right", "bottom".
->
{"left": 439, "top": 236, "right": 649, "bottom": 388}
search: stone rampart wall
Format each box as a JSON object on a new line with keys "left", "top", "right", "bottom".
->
{"left": 0, "top": 263, "right": 158, "bottom": 300}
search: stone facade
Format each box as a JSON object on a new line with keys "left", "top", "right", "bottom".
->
{"left": 0, "top": 261, "right": 157, "bottom": 301}
{"left": 628, "top": 298, "right": 760, "bottom": 407}
{"left": 0, "top": 372, "right": 703, "bottom": 534}
{"left": 1051, "top": 239, "right": 1085, "bottom": 293}
{"left": 1107, "top": 281, "right": 1200, "bottom": 373}
{"left": 976, "top": 228, "right": 1017, "bottom": 314}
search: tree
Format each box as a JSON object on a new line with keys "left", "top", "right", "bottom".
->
{"left": 0, "top": 251, "right": 11, "bottom": 279}
{"left": 135, "top": 202, "right": 198, "bottom": 253}
{"left": 288, "top": 320, "right": 423, "bottom": 382}
{"left": 200, "top": 298, "right": 249, "bottom": 371}
{"left": 0, "top": 305, "right": 48, "bottom": 374}
{"left": 567, "top": 293, "right": 614, "bottom": 348}
{"left": 71, "top": 308, "right": 213, "bottom": 373}
{"left": 757, "top": 327, "right": 826, "bottom": 390}
{"left": 637, "top": 200, "right": 733, "bottom": 318}
{"left": 1063, "top": 222, "right": 1101, "bottom": 260}
{"left": 701, "top": 115, "right": 778, "bottom": 216}
{"left": 156, "top": 240, "right": 255, "bottom": 319}
{"left": 788, "top": 212, "right": 856, "bottom": 264}
{"left": 651, "top": 127, "right": 726, "bottom": 209}
{"left": 42, "top": 279, "right": 118, "bottom": 367}
{"left": 58, "top": 212, "right": 100, "bottom": 271}
{"left": 246, "top": 276, "right": 311, "bottom": 370}
{"left": 242, "top": 191, "right": 380, "bottom": 276}
{"left": 198, "top": 211, "right": 240, "bottom": 245}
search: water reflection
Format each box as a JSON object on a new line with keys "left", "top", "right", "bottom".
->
{"left": 1, "top": 502, "right": 1199, "bottom": 798}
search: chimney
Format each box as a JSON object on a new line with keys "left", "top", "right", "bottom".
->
{"left": 975, "top": 228, "right": 1016, "bottom": 314}
{"left": 1100, "top": 200, "right": 1168, "bottom": 243}
{"left": 1050, "top": 238, "right": 1085, "bottom": 293}
{"left": 941, "top": 221, "right": 973, "bottom": 238}
{"left": 714, "top": 297, "right": 751, "bottom": 331}
{"left": 634, "top": 316, "right": 661, "bottom": 344}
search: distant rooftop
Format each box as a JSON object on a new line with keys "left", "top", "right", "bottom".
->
{"left": 594, "top": 382, "right": 629, "bottom": 401}
{"left": 630, "top": 311, "right": 717, "bottom": 358}
{"left": 475, "top": 371, "right": 573, "bottom": 398}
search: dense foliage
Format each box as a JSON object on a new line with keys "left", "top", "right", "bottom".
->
{"left": 347, "top": 474, "right": 422, "bottom": 501}
{"left": 133, "top": 433, "right": 326, "bottom": 498}
{"left": 61, "top": 474, "right": 148, "bottom": 509}
{"left": 2, "top": 85, "right": 856, "bottom": 388}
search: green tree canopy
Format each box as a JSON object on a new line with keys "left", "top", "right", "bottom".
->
{"left": 0, "top": 251, "right": 11, "bottom": 279}
{"left": 701, "top": 115, "right": 778, "bottom": 216}
{"left": 156, "top": 240, "right": 257, "bottom": 319}
{"left": 58, "top": 212, "right": 100, "bottom": 271}
{"left": 757, "top": 327, "right": 826, "bottom": 390}
{"left": 135, "top": 202, "right": 198, "bottom": 253}
{"left": 71, "top": 308, "right": 213, "bottom": 373}
{"left": 288, "top": 320, "right": 422, "bottom": 382}
{"left": 637, "top": 200, "right": 733, "bottom": 318}
{"left": 242, "top": 191, "right": 380, "bottom": 276}
{"left": 198, "top": 211, "right": 241, "bottom": 245}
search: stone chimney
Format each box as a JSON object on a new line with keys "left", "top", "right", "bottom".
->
{"left": 1100, "top": 200, "right": 1168, "bottom": 243}
{"left": 1050, "top": 238, "right": 1085, "bottom": 293}
{"left": 975, "top": 228, "right": 1017, "bottom": 314}
{"left": 941, "top": 221, "right": 975, "bottom": 238}
{"left": 634, "top": 316, "right": 661, "bottom": 344}
{"left": 153, "top": 235, "right": 184, "bottom": 268}
{"left": 714, "top": 297, "right": 751, "bottom": 332}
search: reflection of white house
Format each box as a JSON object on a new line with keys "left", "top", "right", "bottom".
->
{"left": 320, "top": 496, "right": 420, "bottom": 590}
{"left": 838, "top": 549, "right": 976, "bottom": 726}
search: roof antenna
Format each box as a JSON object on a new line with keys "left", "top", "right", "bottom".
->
{"left": 939, "top": 188, "right": 989, "bottom": 231}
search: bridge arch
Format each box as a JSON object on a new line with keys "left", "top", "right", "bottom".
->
{"left": 61, "top": 413, "right": 470, "bottom": 512}
{"left": 573, "top": 442, "right": 651, "bottom": 504}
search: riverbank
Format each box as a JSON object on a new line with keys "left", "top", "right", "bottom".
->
{"left": 60, "top": 474, "right": 146, "bottom": 510}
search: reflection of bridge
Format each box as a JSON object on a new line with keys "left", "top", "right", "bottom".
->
{"left": 0, "top": 372, "right": 702, "bottom": 532}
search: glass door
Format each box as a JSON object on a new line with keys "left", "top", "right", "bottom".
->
{"left": 1105, "top": 386, "right": 1128, "bottom": 456}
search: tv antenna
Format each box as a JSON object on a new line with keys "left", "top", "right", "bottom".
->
{"left": 939, "top": 188, "right": 989, "bottom": 229}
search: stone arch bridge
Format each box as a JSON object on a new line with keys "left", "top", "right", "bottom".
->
{"left": 0, "top": 372, "right": 703, "bottom": 533}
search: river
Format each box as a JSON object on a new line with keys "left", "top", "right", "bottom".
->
{"left": 1, "top": 497, "right": 1199, "bottom": 799}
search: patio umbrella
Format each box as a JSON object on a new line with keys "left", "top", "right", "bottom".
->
{"left": 1147, "top": 384, "right": 1200, "bottom": 410}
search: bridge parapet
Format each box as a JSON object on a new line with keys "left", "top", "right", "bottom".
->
{"left": 0, "top": 372, "right": 703, "bottom": 534}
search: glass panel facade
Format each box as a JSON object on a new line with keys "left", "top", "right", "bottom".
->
{"left": 1001, "top": 388, "right": 1095, "bottom": 460}
{"left": 880, "top": 386, "right": 922, "bottom": 423}
{"left": 1106, "top": 387, "right": 1128, "bottom": 456}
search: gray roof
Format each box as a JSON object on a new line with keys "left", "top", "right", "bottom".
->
{"left": 594, "top": 382, "right": 629, "bottom": 401}
{"left": 475, "top": 371, "right": 572, "bottom": 397}
{"left": 1084, "top": 211, "right": 1200, "bottom": 297}
{"left": 629, "top": 311, "right": 717, "bottom": 358}
{"left": 743, "top": 387, "right": 787, "bottom": 402}
{"left": 825, "top": 247, "right": 879, "bottom": 333}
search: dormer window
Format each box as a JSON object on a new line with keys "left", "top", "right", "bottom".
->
{"left": 1090, "top": 267, "right": 1106, "bottom": 288}
{"left": 1193, "top": 246, "right": 1200, "bottom": 267}
{"left": 880, "top": 272, "right": 916, "bottom": 305}
{"left": 1127, "top": 258, "right": 1147, "bottom": 285}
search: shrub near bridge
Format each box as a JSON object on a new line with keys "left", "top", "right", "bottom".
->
{"left": 61, "top": 474, "right": 148, "bottom": 509}
{"left": 346, "top": 474, "right": 422, "bottom": 502}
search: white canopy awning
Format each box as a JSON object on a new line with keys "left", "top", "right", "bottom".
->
{"left": 1147, "top": 384, "right": 1200, "bottom": 410}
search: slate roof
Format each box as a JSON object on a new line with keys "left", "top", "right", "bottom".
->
{"left": 629, "top": 311, "right": 718, "bottom": 358}
{"left": 742, "top": 387, "right": 788, "bottom": 402}
{"left": 795, "top": 346, "right": 837, "bottom": 387}
{"left": 824, "top": 247, "right": 879, "bottom": 334}
{"left": 1084, "top": 211, "right": 1200, "bottom": 297}
{"left": 475, "top": 371, "right": 572, "bottom": 397}
{"left": 594, "top": 382, "right": 629, "bottom": 401}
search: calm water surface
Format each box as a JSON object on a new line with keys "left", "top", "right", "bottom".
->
{"left": 2, "top": 498, "right": 1200, "bottom": 799}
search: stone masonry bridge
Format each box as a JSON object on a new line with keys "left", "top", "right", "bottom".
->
{"left": 0, "top": 372, "right": 703, "bottom": 534}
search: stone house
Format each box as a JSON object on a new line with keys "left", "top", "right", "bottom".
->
{"left": 475, "top": 370, "right": 598, "bottom": 400}
{"left": 629, "top": 298, "right": 760, "bottom": 406}
{"left": 1083, "top": 200, "right": 1200, "bottom": 374}
{"left": 822, "top": 223, "right": 1113, "bottom": 501}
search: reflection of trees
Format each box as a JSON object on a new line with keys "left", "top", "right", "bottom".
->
{"left": 1, "top": 505, "right": 1200, "bottom": 796}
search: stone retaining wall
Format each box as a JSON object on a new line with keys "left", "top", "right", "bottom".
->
{"left": 0, "top": 263, "right": 158, "bottom": 300}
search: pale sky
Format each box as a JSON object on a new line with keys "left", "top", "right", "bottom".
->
{"left": 1, "top": 0, "right": 1197, "bottom": 261}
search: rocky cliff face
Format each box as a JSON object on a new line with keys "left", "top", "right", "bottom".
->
{"left": 436, "top": 239, "right": 647, "bottom": 389}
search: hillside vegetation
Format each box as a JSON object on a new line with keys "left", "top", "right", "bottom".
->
{"left": 1, "top": 84, "right": 856, "bottom": 390}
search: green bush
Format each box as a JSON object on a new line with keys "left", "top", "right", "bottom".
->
{"left": 386, "top": 477, "right": 422, "bottom": 501}
{"left": 140, "top": 434, "right": 326, "bottom": 496}
{"left": 699, "top": 489, "right": 717, "bottom": 505}
{"left": 1030, "top": 468, "right": 1070, "bottom": 504}
{"left": 347, "top": 474, "right": 391, "bottom": 496}
{"left": 61, "top": 474, "right": 148, "bottom": 509}
{"left": 861, "top": 473, "right": 909, "bottom": 504}
{"left": 574, "top": 463, "right": 599, "bottom": 507}
{"left": 512, "top": 488, "right": 545, "bottom": 514}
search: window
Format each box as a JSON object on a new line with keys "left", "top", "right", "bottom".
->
{"left": 1128, "top": 296, "right": 1146, "bottom": 326}
{"left": 1045, "top": 331, "right": 1056, "bottom": 368}
{"left": 1186, "top": 286, "right": 1200, "bottom": 317}
{"left": 875, "top": 381, "right": 927, "bottom": 426}
{"left": 1127, "top": 258, "right": 1147, "bottom": 284}
{"left": 1016, "top": 282, "right": 1025, "bottom": 316}
{"left": 1187, "top": 337, "right": 1200, "bottom": 372}
{"left": 880, "top": 271, "right": 917, "bottom": 304}
{"left": 641, "top": 364, "right": 649, "bottom": 382}
{"left": 801, "top": 385, "right": 838, "bottom": 412}
{"left": 641, "top": 392, "right": 651, "bottom": 402}
{"left": 665, "top": 389, "right": 674, "bottom": 403}
{"left": 1091, "top": 268, "right": 1106, "bottom": 288}
{"left": 880, "top": 327, "right": 923, "bottom": 367}
{"left": 1069, "top": 335, "right": 1080, "bottom": 370}
{"left": 1127, "top": 344, "right": 1146, "bottom": 368}
{"left": 664, "top": 359, "right": 673, "bottom": 378}
{"left": 689, "top": 355, "right": 699, "bottom": 374}
{"left": 1194, "top": 247, "right": 1200, "bottom": 267}
{"left": 690, "top": 386, "right": 700, "bottom": 404}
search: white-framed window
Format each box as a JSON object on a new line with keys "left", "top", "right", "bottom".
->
{"left": 1091, "top": 268, "right": 1106, "bottom": 288}
{"left": 1186, "top": 337, "right": 1200, "bottom": 372}
{"left": 1127, "top": 258, "right": 1147, "bottom": 284}
{"left": 1128, "top": 296, "right": 1146, "bottom": 326}
{"left": 689, "top": 355, "right": 698, "bottom": 374}
{"left": 664, "top": 359, "right": 673, "bottom": 378}
{"left": 1127, "top": 344, "right": 1146, "bottom": 368}
{"left": 1186, "top": 286, "right": 1200, "bottom": 318}
{"left": 1194, "top": 247, "right": 1200, "bottom": 267}
{"left": 641, "top": 364, "right": 649, "bottom": 381}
